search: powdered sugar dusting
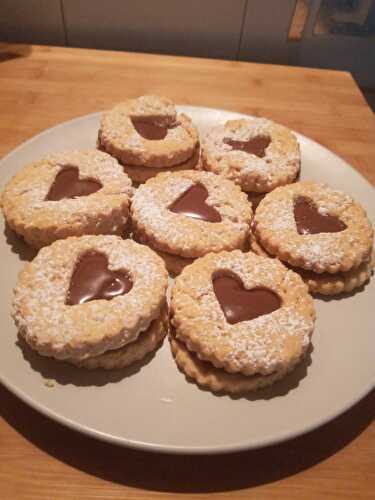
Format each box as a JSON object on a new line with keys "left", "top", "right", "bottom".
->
{"left": 2, "top": 150, "right": 133, "bottom": 222}
{"left": 255, "top": 181, "right": 373, "bottom": 271}
{"left": 131, "top": 170, "right": 252, "bottom": 257}
{"left": 264, "top": 197, "right": 296, "bottom": 232}
{"left": 13, "top": 236, "right": 168, "bottom": 360}
{"left": 202, "top": 118, "right": 300, "bottom": 190}
{"left": 100, "top": 97, "right": 194, "bottom": 150}
{"left": 172, "top": 251, "right": 314, "bottom": 375}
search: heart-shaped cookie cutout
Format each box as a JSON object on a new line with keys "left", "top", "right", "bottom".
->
{"left": 223, "top": 135, "right": 271, "bottom": 158}
{"left": 46, "top": 166, "right": 102, "bottom": 201}
{"left": 293, "top": 196, "right": 347, "bottom": 235}
{"left": 131, "top": 117, "right": 176, "bottom": 140}
{"left": 66, "top": 251, "right": 133, "bottom": 305}
{"left": 169, "top": 183, "right": 222, "bottom": 222}
{"left": 212, "top": 273, "right": 281, "bottom": 324}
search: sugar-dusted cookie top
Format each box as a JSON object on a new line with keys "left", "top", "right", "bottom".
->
{"left": 98, "top": 95, "right": 199, "bottom": 168}
{"left": 201, "top": 118, "right": 300, "bottom": 193}
{"left": 1, "top": 150, "right": 133, "bottom": 248}
{"left": 13, "top": 235, "right": 168, "bottom": 361}
{"left": 254, "top": 181, "right": 373, "bottom": 273}
{"left": 171, "top": 250, "right": 315, "bottom": 376}
{"left": 131, "top": 170, "right": 253, "bottom": 258}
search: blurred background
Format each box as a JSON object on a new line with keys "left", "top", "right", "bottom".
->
{"left": 1, "top": 0, "right": 374, "bottom": 111}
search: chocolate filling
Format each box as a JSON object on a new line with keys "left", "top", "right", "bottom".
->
{"left": 212, "top": 272, "right": 281, "bottom": 324}
{"left": 66, "top": 251, "right": 132, "bottom": 305}
{"left": 293, "top": 196, "right": 347, "bottom": 235}
{"left": 169, "top": 183, "right": 222, "bottom": 222}
{"left": 46, "top": 166, "right": 102, "bottom": 201}
{"left": 131, "top": 117, "right": 177, "bottom": 140}
{"left": 223, "top": 136, "right": 271, "bottom": 158}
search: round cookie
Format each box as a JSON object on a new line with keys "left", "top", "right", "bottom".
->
{"left": 1, "top": 150, "right": 133, "bottom": 248}
{"left": 250, "top": 236, "right": 374, "bottom": 295}
{"left": 253, "top": 181, "right": 374, "bottom": 274}
{"left": 13, "top": 235, "right": 168, "bottom": 362}
{"left": 131, "top": 170, "right": 253, "bottom": 274}
{"left": 170, "top": 250, "right": 315, "bottom": 383}
{"left": 201, "top": 118, "right": 300, "bottom": 193}
{"left": 98, "top": 95, "right": 199, "bottom": 168}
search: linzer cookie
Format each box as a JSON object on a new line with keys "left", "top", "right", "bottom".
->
{"left": 252, "top": 181, "right": 374, "bottom": 294}
{"left": 98, "top": 95, "right": 200, "bottom": 183}
{"left": 170, "top": 250, "right": 315, "bottom": 394}
{"left": 201, "top": 118, "right": 300, "bottom": 195}
{"left": 1, "top": 150, "right": 133, "bottom": 248}
{"left": 131, "top": 170, "right": 253, "bottom": 275}
{"left": 13, "top": 235, "right": 168, "bottom": 368}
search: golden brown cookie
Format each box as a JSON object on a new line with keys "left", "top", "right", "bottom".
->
{"left": 253, "top": 181, "right": 373, "bottom": 274}
{"left": 13, "top": 235, "right": 168, "bottom": 363}
{"left": 131, "top": 170, "right": 253, "bottom": 274}
{"left": 170, "top": 251, "right": 315, "bottom": 394}
{"left": 98, "top": 95, "right": 199, "bottom": 168}
{"left": 1, "top": 150, "right": 133, "bottom": 248}
{"left": 201, "top": 118, "right": 300, "bottom": 193}
{"left": 250, "top": 236, "right": 374, "bottom": 295}
{"left": 69, "top": 306, "right": 169, "bottom": 369}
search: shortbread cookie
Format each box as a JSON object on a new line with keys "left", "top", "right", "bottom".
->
{"left": 98, "top": 95, "right": 199, "bottom": 168}
{"left": 170, "top": 251, "right": 315, "bottom": 382}
{"left": 13, "top": 235, "right": 168, "bottom": 362}
{"left": 1, "top": 150, "right": 133, "bottom": 248}
{"left": 69, "top": 306, "right": 168, "bottom": 369}
{"left": 170, "top": 334, "right": 289, "bottom": 394}
{"left": 254, "top": 181, "right": 373, "bottom": 274}
{"left": 131, "top": 170, "right": 252, "bottom": 274}
{"left": 201, "top": 118, "right": 300, "bottom": 193}
{"left": 121, "top": 144, "right": 200, "bottom": 184}
{"left": 250, "top": 236, "right": 374, "bottom": 295}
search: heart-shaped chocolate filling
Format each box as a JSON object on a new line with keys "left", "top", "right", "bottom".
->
{"left": 169, "top": 183, "right": 222, "bottom": 222}
{"left": 131, "top": 117, "right": 176, "bottom": 140}
{"left": 66, "top": 251, "right": 132, "bottom": 305}
{"left": 223, "top": 135, "right": 271, "bottom": 158}
{"left": 46, "top": 166, "right": 102, "bottom": 201}
{"left": 293, "top": 196, "right": 347, "bottom": 235}
{"left": 212, "top": 273, "right": 281, "bottom": 324}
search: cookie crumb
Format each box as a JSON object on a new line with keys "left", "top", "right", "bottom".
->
{"left": 160, "top": 397, "right": 173, "bottom": 403}
{"left": 44, "top": 379, "right": 55, "bottom": 388}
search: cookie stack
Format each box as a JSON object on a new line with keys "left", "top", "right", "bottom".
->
{"left": 131, "top": 169, "right": 253, "bottom": 274}
{"left": 98, "top": 95, "right": 200, "bottom": 184}
{"left": 252, "top": 181, "right": 374, "bottom": 295}
{"left": 170, "top": 251, "right": 315, "bottom": 394}
{"left": 13, "top": 236, "right": 168, "bottom": 369}
{"left": 201, "top": 117, "right": 300, "bottom": 208}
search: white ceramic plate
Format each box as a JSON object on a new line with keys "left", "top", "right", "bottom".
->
{"left": 0, "top": 107, "right": 374, "bottom": 455}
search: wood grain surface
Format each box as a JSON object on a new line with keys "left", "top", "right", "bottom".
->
{"left": 0, "top": 44, "right": 374, "bottom": 500}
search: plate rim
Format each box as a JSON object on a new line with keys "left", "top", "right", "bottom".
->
{"left": 0, "top": 105, "right": 374, "bottom": 455}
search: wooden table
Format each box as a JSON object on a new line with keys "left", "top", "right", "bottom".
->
{"left": 0, "top": 44, "right": 374, "bottom": 500}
